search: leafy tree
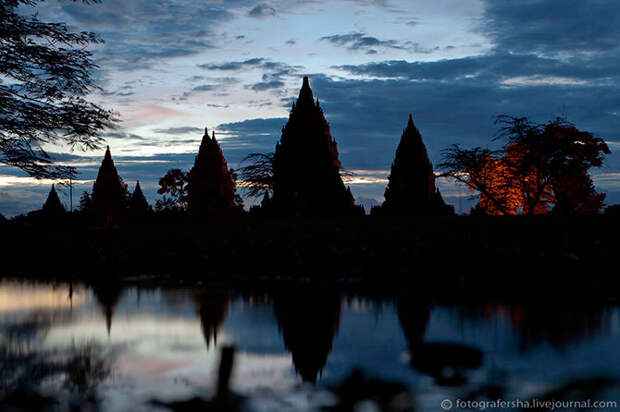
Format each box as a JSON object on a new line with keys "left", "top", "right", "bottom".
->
{"left": 272, "top": 77, "right": 355, "bottom": 217}
{"left": 1, "top": 0, "right": 115, "bottom": 179}
{"left": 383, "top": 114, "right": 453, "bottom": 215}
{"left": 440, "top": 116, "right": 610, "bottom": 215}
{"left": 238, "top": 152, "right": 274, "bottom": 198}
{"left": 156, "top": 168, "right": 188, "bottom": 211}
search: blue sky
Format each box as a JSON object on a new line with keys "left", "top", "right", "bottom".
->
{"left": 2, "top": 0, "right": 620, "bottom": 216}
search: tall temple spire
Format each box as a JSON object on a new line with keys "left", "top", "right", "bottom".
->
{"left": 298, "top": 76, "right": 314, "bottom": 106}
{"left": 271, "top": 77, "right": 358, "bottom": 217}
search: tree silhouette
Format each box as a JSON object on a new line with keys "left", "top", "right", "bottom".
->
{"left": 90, "top": 146, "right": 129, "bottom": 223}
{"left": 41, "top": 184, "right": 66, "bottom": 216}
{"left": 238, "top": 152, "right": 274, "bottom": 198}
{"left": 440, "top": 116, "right": 610, "bottom": 215}
{"left": 0, "top": 0, "right": 115, "bottom": 179}
{"left": 383, "top": 114, "right": 453, "bottom": 215}
{"left": 272, "top": 77, "right": 355, "bottom": 217}
{"left": 128, "top": 181, "right": 151, "bottom": 219}
{"left": 186, "top": 128, "right": 242, "bottom": 218}
{"left": 156, "top": 168, "right": 188, "bottom": 212}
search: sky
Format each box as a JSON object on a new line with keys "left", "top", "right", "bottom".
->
{"left": 2, "top": 0, "right": 620, "bottom": 216}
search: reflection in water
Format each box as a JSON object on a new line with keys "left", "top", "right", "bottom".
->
{"left": 193, "top": 289, "right": 230, "bottom": 349}
{"left": 507, "top": 305, "right": 610, "bottom": 351}
{"left": 1, "top": 280, "right": 619, "bottom": 411}
{"left": 397, "top": 299, "right": 484, "bottom": 386}
{"left": 92, "top": 283, "right": 124, "bottom": 336}
{"left": 273, "top": 288, "right": 341, "bottom": 383}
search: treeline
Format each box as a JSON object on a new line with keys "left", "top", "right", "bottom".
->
{"left": 5, "top": 76, "right": 620, "bottom": 226}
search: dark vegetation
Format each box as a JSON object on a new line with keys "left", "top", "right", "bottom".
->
{"left": 1, "top": 78, "right": 619, "bottom": 292}
{"left": 0, "top": 0, "right": 114, "bottom": 180}
{"left": 1, "top": 1, "right": 618, "bottom": 289}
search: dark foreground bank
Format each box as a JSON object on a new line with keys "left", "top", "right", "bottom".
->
{"left": 1, "top": 215, "right": 618, "bottom": 298}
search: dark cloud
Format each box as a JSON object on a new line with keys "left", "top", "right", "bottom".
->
{"left": 285, "top": 39, "right": 296, "bottom": 45}
{"left": 199, "top": 58, "right": 301, "bottom": 92}
{"left": 250, "top": 80, "right": 284, "bottom": 91}
{"left": 481, "top": 0, "right": 620, "bottom": 56}
{"left": 35, "top": 0, "right": 254, "bottom": 71}
{"left": 249, "top": 3, "right": 277, "bottom": 18}
{"left": 321, "top": 32, "right": 434, "bottom": 53}
{"left": 321, "top": 32, "right": 401, "bottom": 51}
{"left": 153, "top": 127, "right": 203, "bottom": 135}
{"left": 199, "top": 58, "right": 266, "bottom": 71}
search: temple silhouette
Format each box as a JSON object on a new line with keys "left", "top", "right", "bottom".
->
{"left": 268, "top": 77, "right": 358, "bottom": 217}
{"left": 186, "top": 128, "right": 241, "bottom": 219}
{"left": 92, "top": 283, "right": 124, "bottom": 337}
{"left": 380, "top": 115, "right": 453, "bottom": 216}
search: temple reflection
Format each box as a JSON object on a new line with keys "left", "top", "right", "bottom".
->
{"left": 193, "top": 289, "right": 231, "bottom": 349}
{"left": 92, "top": 283, "right": 125, "bottom": 337}
{"left": 273, "top": 287, "right": 341, "bottom": 383}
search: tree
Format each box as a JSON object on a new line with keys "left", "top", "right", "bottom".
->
{"left": 79, "top": 191, "right": 92, "bottom": 213}
{"left": 238, "top": 152, "right": 274, "bottom": 198}
{"left": 271, "top": 76, "right": 355, "bottom": 217}
{"left": 186, "top": 128, "right": 242, "bottom": 218}
{"left": 1, "top": 0, "right": 115, "bottom": 179}
{"left": 440, "top": 116, "right": 610, "bottom": 215}
{"left": 382, "top": 114, "right": 453, "bottom": 215}
{"left": 155, "top": 168, "right": 188, "bottom": 212}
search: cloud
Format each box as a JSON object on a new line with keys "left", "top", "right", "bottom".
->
{"left": 321, "top": 32, "right": 401, "bottom": 51}
{"left": 250, "top": 80, "right": 285, "bottom": 91}
{"left": 480, "top": 0, "right": 620, "bottom": 56}
{"left": 321, "top": 32, "right": 435, "bottom": 53}
{"left": 38, "top": 0, "right": 238, "bottom": 72}
{"left": 199, "top": 58, "right": 266, "bottom": 71}
{"left": 249, "top": 3, "right": 277, "bottom": 18}
{"left": 153, "top": 127, "right": 203, "bottom": 135}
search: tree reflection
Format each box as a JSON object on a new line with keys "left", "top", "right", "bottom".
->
{"left": 507, "top": 304, "right": 610, "bottom": 351}
{"left": 397, "top": 299, "right": 483, "bottom": 386}
{"left": 273, "top": 287, "right": 341, "bottom": 383}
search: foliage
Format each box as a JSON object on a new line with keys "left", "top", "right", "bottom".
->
{"left": 156, "top": 168, "right": 188, "bottom": 211}
{"left": 440, "top": 116, "right": 610, "bottom": 215}
{"left": 0, "top": 0, "right": 115, "bottom": 179}
{"left": 238, "top": 152, "right": 274, "bottom": 198}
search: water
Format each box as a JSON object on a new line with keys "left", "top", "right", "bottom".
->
{"left": 1, "top": 279, "right": 619, "bottom": 411}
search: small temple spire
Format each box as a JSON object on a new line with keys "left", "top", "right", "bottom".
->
{"left": 298, "top": 76, "right": 314, "bottom": 106}
{"left": 42, "top": 183, "right": 66, "bottom": 215}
